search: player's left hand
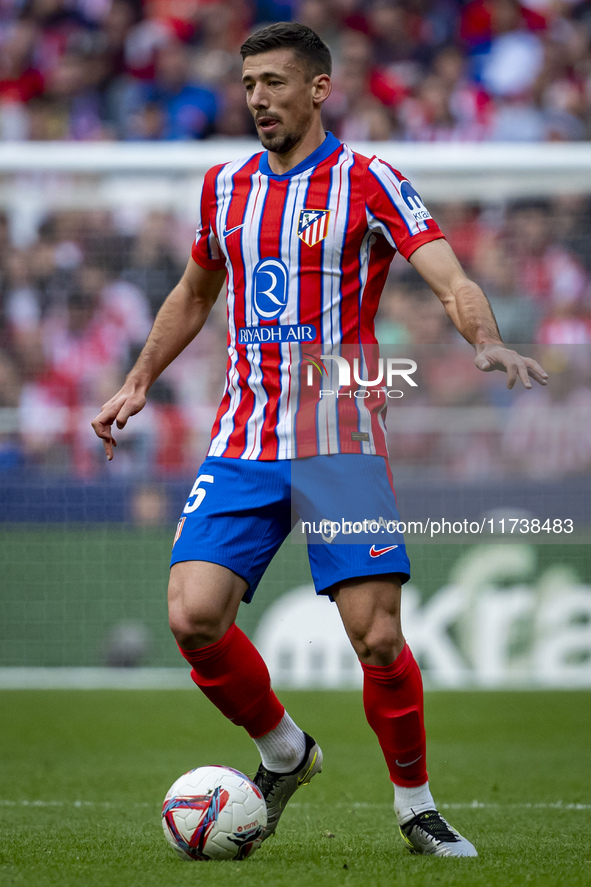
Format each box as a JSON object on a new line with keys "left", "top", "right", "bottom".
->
{"left": 474, "top": 344, "right": 548, "bottom": 389}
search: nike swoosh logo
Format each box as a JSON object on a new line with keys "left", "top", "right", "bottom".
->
{"left": 395, "top": 754, "right": 422, "bottom": 768}
{"left": 222, "top": 224, "right": 244, "bottom": 238}
{"left": 369, "top": 545, "right": 398, "bottom": 558}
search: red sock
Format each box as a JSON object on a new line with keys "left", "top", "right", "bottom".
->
{"left": 177, "top": 623, "right": 284, "bottom": 738}
{"left": 361, "top": 643, "right": 427, "bottom": 787}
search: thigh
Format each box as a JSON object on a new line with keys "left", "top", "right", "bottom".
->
{"left": 333, "top": 575, "right": 403, "bottom": 636}
{"left": 170, "top": 456, "right": 292, "bottom": 602}
{"left": 168, "top": 560, "right": 248, "bottom": 633}
{"left": 332, "top": 575, "right": 405, "bottom": 664}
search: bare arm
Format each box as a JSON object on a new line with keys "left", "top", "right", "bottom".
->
{"left": 91, "top": 258, "right": 226, "bottom": 460}
{"left": 409, "top": 239, "right": 548, "bottom": 388}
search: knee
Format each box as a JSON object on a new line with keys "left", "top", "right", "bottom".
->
{"left": 168, "top": 577, "right": 226, "bottom": 650}
{"left": 168, "top": 605, "right": 224, "bottom": 650}
{"left": 348, "top": 622, "right": 405, "bottom": 666}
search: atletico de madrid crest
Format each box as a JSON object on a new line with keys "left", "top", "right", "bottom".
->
{"left": 298, "top": 209, "right": 331, "bottom": 247}
{"left": 173, "top": 517, "right": 186, "bottom": 546}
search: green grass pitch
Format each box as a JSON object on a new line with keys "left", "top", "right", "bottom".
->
{"left": 0, "top": 689, "right": 589, "bottom": 887}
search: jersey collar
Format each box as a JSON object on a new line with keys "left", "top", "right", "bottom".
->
{"left": 259, "top": 131, "right": 341, "bottom": 179}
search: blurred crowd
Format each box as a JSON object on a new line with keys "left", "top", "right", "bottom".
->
{"left": 0, "top": 194, "right": 590, "bottom": 479}
{"left": 0, "top": 0, "right": 591, "bottom": 142}
{"left": 0, "top": 0, "right": 590, "bottom": 479}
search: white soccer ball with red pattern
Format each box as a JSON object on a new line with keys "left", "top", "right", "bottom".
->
{"left": 162, "top": 766, "right": 267, "bottom": 861}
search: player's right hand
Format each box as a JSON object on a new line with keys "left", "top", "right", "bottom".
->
{"left": 91, "top": 385, "right": 147, "bottom": 461}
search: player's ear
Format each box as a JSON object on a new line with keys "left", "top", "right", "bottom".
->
{"left": 312, "top": 74, "right": 331, "bottom": 106}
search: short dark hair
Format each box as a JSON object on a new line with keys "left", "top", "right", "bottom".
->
{"left": 240, "top": 21, "right": 332, "bottom": 79}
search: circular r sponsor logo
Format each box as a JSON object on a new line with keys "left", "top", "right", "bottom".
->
{"left": 253, "top": 258, "right": 288, "bottom": 319}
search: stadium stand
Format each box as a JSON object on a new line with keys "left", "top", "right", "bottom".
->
{"left": 0, "top": 0, "right": 590, "bottom": 143}
{"left": 0, "top": 0, "right": 591, "bottom": 477}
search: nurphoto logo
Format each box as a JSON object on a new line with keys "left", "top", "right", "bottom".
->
{"left": 303, "top": 353, "right": 418, "bottom": 399}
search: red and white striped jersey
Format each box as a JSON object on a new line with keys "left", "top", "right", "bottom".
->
{"left": 192, "top": 132, "right": 444, "bottom": 460}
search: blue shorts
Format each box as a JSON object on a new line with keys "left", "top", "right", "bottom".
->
{"left": 170, "top": 454, "right": 410, "bottom": 602}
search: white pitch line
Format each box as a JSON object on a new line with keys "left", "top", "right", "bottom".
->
{"left": 0, "top": 800, "right": 151, "bottom": 809}
{"left": 0, "top": 668, "right": 193, "bottom": 690}
{"left": 350, "top": 801, "right": 591, "bottom": 811}
{"left": 0, "top": 800, "right": 589, "bottom": 811}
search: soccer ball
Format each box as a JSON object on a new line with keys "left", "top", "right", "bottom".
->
{"left": 162, "top": 766, "right": 267, "bottom": 861}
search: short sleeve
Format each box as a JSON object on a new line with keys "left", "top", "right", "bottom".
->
{"left": 191, "top": 167, "right": 227, "bottom": 271}
{"left": 365, "top": 158, "right": 445, "bottom": 261}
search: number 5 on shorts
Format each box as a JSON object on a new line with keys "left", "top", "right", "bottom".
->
{"left": 183, "top": 474, "right": 214, "bottom": 513}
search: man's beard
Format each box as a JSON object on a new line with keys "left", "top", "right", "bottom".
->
{"left": 257, "top": 125, "right": 301, "bottom": 155}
